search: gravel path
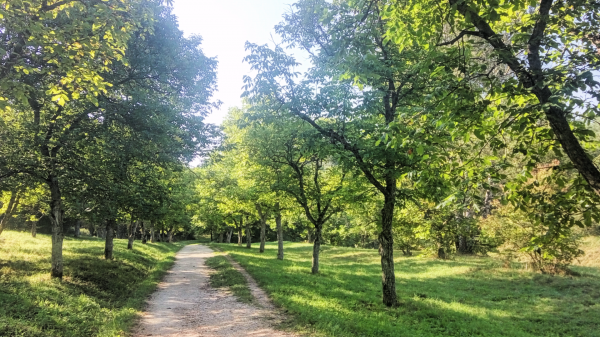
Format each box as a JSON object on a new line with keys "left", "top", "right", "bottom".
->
{"left": 133, "top": 244, "right": 296, "bottom": 337}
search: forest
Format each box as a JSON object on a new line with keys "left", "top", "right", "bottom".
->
{"left": 1, "top": 0, "right": 599, "bottom": 336}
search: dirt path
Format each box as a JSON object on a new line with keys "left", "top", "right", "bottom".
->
{"left": 133, "top": 244, "right": 296, "bottom": 337}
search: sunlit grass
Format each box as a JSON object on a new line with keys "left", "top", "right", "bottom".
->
{"left": 212, "top": 241, "right": 600, "bottom": 337}
{"left": 205, "top": 255, "right": 255, "bottom": 304}
{"left": 0, "top": 230, "right": 197, "bottom": 337}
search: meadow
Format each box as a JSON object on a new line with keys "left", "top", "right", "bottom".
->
{"left": 0, "top": 231, "right": 197, "bottom": 337}
{"left": 211, "top": 241, "right": 600, "bottom": 337}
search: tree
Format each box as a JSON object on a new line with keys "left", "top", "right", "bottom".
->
{"left": 237, "top": 110, "right": 349, "bottom": 274}
{"left": 385, "top": 0, "right": 600, "bottom": 193}
{"left": 242, "top": 0, "right": 462, "bottom": 305}
{"left": 0, "top": 1, "right": 217, "bottom": 275}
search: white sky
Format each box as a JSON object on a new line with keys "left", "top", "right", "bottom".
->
{"left": 172, "top": 0, "right": 304, "bottom": 125}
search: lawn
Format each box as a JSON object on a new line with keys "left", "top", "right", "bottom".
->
{"left": 211, "top": 241, "right": 600, "bottom": 337}
{"left": 0, "top": 230, "right": 197, "bottom": 337}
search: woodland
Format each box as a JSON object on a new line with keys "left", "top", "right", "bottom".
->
{"left": 1, "top": 0, "right": 599, "bottom": 336}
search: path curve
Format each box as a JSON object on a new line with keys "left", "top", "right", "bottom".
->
{"left": 133, "top": 244, "right": 296, "bottom": 337}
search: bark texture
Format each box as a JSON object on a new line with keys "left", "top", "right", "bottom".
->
{"left": 48, "top": 177, "right": 64, "bottom": 279}
{"left": 379, "top": 192, "right": 397, "bottom": 307}
{"left": 128, "top": 220, "right": 139, "bottom": 249}
{"left": 311, "top": 225, "right": 322, "bottom": 274}
{"left": 105, "top": 219, "right": 115, "bottom": 260}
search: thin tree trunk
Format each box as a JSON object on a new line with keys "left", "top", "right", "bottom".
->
{"left": 142, "top": 221, "right": 148, "bottom": 244}
{"left": 276, "top": 202, "right": 283, "bottom": 260}
{"left": 31, "top": 220, "right": 37, "bottom": 237}
{"left": 256, "top": 204, "right": 267, "bottom": 253}
{"left": 128, "top": 220, "right": 139, "bottom": 249}
{"left": 307, "top": 229, "right": 312, "bottom": 243}
{"left": 245, "top": 217, "right": 251, "bottom": 249}
{"left": 238, "top": 217, "right": 243, "bottom": 246}
{"left": 379, "top": 192, "right": 397, "bottom": 307}
{"left": 167, "top": 227, "right": 174, "bottom": 243}
{"left": 0, "top": 191, "right": 19, "bottom": 235}
{"left": 312, "top": 224, "right": 322, "bottom": 274}
{"left": 105, "top": 219, "right": 115, "bottom": 260}
{"left": 48, "top": 176, "right": 64, "bottom": 279}
{"left": 74, "top": 219, "right": 81, "bottom": 238}
{"left": 150, "top": 221, "right": 155, "bottom": 243}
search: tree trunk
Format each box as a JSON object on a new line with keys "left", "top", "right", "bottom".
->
{"left": 226, "top": 227, "right": 233, "bottom": 243}
{"left": 307, "top": 229, "right": 312, "bottom": 243}
{"left": 245, "top": 217, "right": 251, "bottom": 249}
{"left": 238, "top": 221, "right": 243, "bottom": 246}
{"left": 379, "top": 192, "right": 397, "bottom": 307}
{"left": 142, "top": 221, "right": 148, "bottom": 244}
{"left": 128, "top": 220, "right": 139, "bottom": 249}
{"left": 276, "top": 203, "right": 284, "bottom": 260}
{"left": 74, "top": 219, "right": 81, "bottom": 238}
{"left": 31, "top": 220, "right": 37, "bottom": 238}
{"left": 105, "top": 219, "right": 115, "bottom": 260}
{"left": 438, "top": 247, "right": 446, "bottom": 259}
{"left": 218, "top": 231, "right": 224, "bottom": 243}
{"left": 256, "top": 204, "right": 267, "bottom": 253}
{"left": 48, "top": 176, "right": 64, "bottom": 279}
{"left": 0, "top": 191, "right": 19, "bottom": 235}
{"left": 312, "top": 225, "right": 322, "bottom": 274}
{"left": 150, "top": 222, "right": 155, "bottom": 243}
{"left": 167, "top": 227, "right": 174, "bottom": 243}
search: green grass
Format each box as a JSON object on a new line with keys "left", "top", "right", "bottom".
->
{"left": 211, "top": 241, "right": 600, "bottom": 337}
{"left": 0, "top": 230, "right": 197, "bottom": 337}
{"left": 205, "top": 255, "right": 255, "bottom": 304}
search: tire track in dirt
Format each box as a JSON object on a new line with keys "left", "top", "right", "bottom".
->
{"left": 133, "top": 244, "right": 296, "bottom": 337}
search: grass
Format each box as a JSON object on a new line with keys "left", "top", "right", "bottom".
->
{"left": 211, "top": 241, "right": 600, "bottom": 337}
{"left": 0, "top": 230, "right": 197, "bottom": 337}
{"left": 205, "top": 255, "right": 255, "bottom": 304}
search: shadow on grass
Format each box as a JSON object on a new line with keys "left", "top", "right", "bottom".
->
{"left": 0, "top": 232, "right": 192, "bottom": 337}
{"left": 212, "top": 242, "right": 600, "bottom": 337}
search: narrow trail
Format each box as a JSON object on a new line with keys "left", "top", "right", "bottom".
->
{"left": 133, "top": 244, "right": 296, "bottom": 337}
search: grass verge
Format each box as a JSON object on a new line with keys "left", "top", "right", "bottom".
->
{"left": 205, "top": 255, "right": 254, "bottom": 304}
{"left": 0, "top": 230, "right": 197, "bottom": 337}
{"left": 211, "top": 241, "right": 600, "bottom": 337}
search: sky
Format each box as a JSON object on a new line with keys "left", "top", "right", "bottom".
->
{"left": 172, "top": 0, "right": 304, "bottom": 125}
